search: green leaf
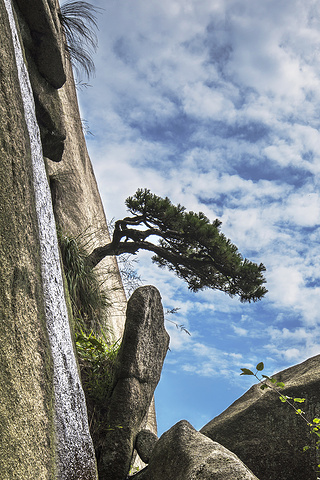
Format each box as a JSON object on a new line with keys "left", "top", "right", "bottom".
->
{"left": 260, "top": 384, "right": 269, "bottom": 390}
{"left": 276, "top": 382, "right": 285, "bottom": 388}
{"left": 303, "top": 446, "right": 310, "bottom": 452}
{"left": 295, "top": 409, "right": 304, "bottom": 415}
{"left": 240, "top": 368, "right": 254, "bottom": 376}
{"left": 262, "top": 375, "right": 271, "bottom": 381}
{"left": 293, "top": 398, "right": 305, "bottom": 403}
{"left": 313, "top": 418, "right": 320, "bottom": 424}
{"left": 279, "top": 396, "right": 287, "bottom": 403}
{"left": 270, "top": 378, "right": 277, "bottom": 384}
{"left": 88, "top": 337, "right": 105, "bottom": 351}
{"left": 256, "top": 362, "right": 264, "bottom": 371}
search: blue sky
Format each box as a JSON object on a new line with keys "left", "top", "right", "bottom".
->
{"left": 75, "top": 0, "right": 320, "bottom": 435}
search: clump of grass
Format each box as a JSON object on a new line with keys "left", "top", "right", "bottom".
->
{"left": 58, "top": 229, "right": 111, "bottom": 333}
{"left": 59, "top": 1, "right": 102, "bottom": 79}
{"left": 76, "top": 329, "right": 120, "bottom": 443}
{"left": 76, "top": 329, "right": 119, "bottom": 406}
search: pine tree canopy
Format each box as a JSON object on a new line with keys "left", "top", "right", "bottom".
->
{"left": 87, "top": 188, "right": 267, "bottom": 302}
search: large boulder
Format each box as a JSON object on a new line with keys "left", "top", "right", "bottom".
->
{"left": 132, "top": 420, "right": 259, "bottom": 480}
{"left": 201, "top": 355, "right": 320, "bottom": 480}
{"left": 98, "top": 286, "right": 170, "bottom": 480}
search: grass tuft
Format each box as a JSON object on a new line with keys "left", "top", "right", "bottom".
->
{"left": 58, "top": 229, "right": 111, "bottom": 333}
{"left": 59, "top": 1, "right": 102, "bottom": 79}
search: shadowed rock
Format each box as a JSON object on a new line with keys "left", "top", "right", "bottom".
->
{"left": 132, "top": 420, "right": 259, "bottom": 480}
{"left": 201, "top": 355, "right": 320, "bottom": 480}
{"left": 135, "top": 429, "right": 158, "bottom": 464}
{"left": 13, "top": 0, "right": 66, "bottom": 162}
{"left": 15, "top": 0, "right": 66, "bottom": 88}
{"left": 98, "top": 286, "right": 169, "bottom": 480}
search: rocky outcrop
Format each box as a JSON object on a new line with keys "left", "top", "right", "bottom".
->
{"left": 14, "top": 0, "right": 66, "bottom": 163}
{"left": 15, "top": 0, "right": 66, "bottom": 88}
{"left": 201, "top": 355, "right": 320, "bottom": 480}
{"left": 132, "top": 420, "right": 259, "bottom": 480}
{"left": 135, "top": 429, "right": 158, "bottom": 464}
{"left": 98, "top": 286, "right": 169, "bottom": 480}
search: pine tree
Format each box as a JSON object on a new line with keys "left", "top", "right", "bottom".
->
{"left": 87, "top": 189, "right": 267, "bottom": 302}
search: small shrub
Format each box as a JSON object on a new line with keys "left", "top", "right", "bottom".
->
{"left": 58, "top": 229, "right": 121, "bottom": 456}
{"left": 75, "top": 328, "right": 120, "bottom": 449}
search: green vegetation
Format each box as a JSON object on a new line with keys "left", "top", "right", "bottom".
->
{"left": 76, "top": 329, "right": 119, "bottom": 407}
{"left": 76, "top": 329, "right": 120, "bottom": 443}
{"left": 241, "top": 362, "right": 320, "bottom": 473}
{"left": 86, "top": 189, "right": 267, "bottom": 303}
{"left": 58, "top": 230, "right": 119, "bottom": 454}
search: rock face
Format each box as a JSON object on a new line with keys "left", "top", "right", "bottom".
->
{"left": 15, "top": 0, "right": 66, "bottom": 88}
{"left": 46, "top": 38, "right": 127, "bottom": 342}
{"left": 0, "top": 1, "right": 56, "bottom": 477}
{"left": 133, "top": 420, "right": 259, "bottom": 480}
{"left": 135, "top": 429, "right": 158, "bottom": 464}
{"left": 98, "top": 286, "right": 170, "bottom": 480}
{"left": 0, "top": 0, "right": 98, "bottom": 478}
{"left": 201, "top": 355, "right": 320, "bottom": 480}
{"left": 14, "top": 0, "right": 66, "bottom": 163}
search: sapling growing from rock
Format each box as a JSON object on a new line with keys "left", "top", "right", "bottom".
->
{"left": 241, "top": 362, "right": 320, "bottom": 474}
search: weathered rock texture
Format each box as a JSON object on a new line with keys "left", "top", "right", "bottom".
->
{"left": 133, "top": 420, "right": 259, "bottom": 480}
{"left": 201, "top": 355, "right": 320, "bottom": 480}
{"left": 135, "top": 429, "right": 158, "bottom": 464}
{"left": 0, "top": 0, "right": 99, "bottom": 478}
{"left": 0, "top": 1, "right": 56, "bottom": 477}
{"left": 131, "top": 396, "right": 158, "bottom": 471}
{"left": 98, "top": 286, "right": 170, "bottom": 480}
{"left": 14, "top": 0, "right": 127, "bottom": 341}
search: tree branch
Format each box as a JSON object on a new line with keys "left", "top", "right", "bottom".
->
{"left": 87, "top": 238, "right": 223, "bottom": 278}
{"left": 84, "top": 188, "right": 267, "bottom": 302}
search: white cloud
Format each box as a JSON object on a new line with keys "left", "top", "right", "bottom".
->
{"left": 182, "top": 83, "right": 236, "bottom": 120}
{"left": 232, "top": 325, "right": 248, "bottom": 337}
